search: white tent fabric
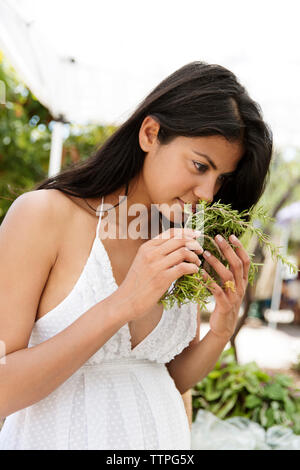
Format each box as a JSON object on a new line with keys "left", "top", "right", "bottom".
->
{"left": 1, "top": 0, "right": 300, "bottom": 175}
{"left": 0, "top": 0, "right": 140, "bottom": 174}
{"left": 0, "top": 0, "right": 145, "bottom": 126}
{"left": 1, "top": 0, "right": 300, "bottom": 142}
{"left": 0, "top": 0, "right": 166, "bottom": 175}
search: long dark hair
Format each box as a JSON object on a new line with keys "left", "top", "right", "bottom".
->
{"left": 34, "top": 61, "right": 273, "bottom": 215}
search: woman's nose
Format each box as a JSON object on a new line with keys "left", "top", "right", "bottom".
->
{"left": 193, "top": 184, "right": 214, "bottom": 204}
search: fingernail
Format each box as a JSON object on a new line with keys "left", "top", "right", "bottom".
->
{"left": 186, "top": 240, "right": 203, "bottom": 251}
{"left": 216, "top": 234, "right": 223, "bottom": 242}
{"left": 230, "top": 234, "right": 239, "bottom": 243}
{"left": 203, "top": 250, "right": 211, "bottom": 257}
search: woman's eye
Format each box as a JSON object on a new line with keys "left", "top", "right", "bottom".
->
{"left": 193, "top": 161, "right": 207, "bottom": 173}
{"left": 193, "top": 161, "right": 234, "bottom": 183}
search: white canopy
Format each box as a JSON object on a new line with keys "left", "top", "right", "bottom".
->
{"left": 0, "top": 0, "right": 300, "bottom": 175}
{"left": 0, "top": 0, "right": 149, "bottom": 125}
{"left": 1, "top": 0, "right": 300, "bottom": 134}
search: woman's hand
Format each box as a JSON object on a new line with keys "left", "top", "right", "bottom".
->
{"left": 201, "top": 234, "right": 251, "bottom": 342}
{"left": 116, "top": 227, "right": 203, "bottom": 322}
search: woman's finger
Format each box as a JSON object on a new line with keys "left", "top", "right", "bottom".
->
{"left": 201, "top": 268, "right": 231, "bottom": 308}
{"left": 151, "top": 227, "right": 202, "bottom": 245}
{"left": 228, "top": 234, "right": 251, "bottom": 282}
{"left": 202, "top": 249, "right": 240, "bottom": 299}
{"left": 213, "top": 234, "right": 244, "bottom": 289}
{"left": 158, "top": 237, "right": 204, "bottom": 256}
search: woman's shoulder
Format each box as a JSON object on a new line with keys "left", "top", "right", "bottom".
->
{"left": 17, "top": 188, "right": 73, "bottom": 214}
{"left": 0, "top": 189, "right": 73, "bottom": 274}
{"left": 13, "top": 187, "right": 64, "bottom": 203}
{"left": 8, "top": 189, "right": 74, "bottom": 234}
{"left": 7, "top": 189, "right": 97, "bottom": 246}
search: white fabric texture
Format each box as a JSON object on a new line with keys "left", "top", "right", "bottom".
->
{"left": 0, "top": 197, "right": 198, "bottom": 450}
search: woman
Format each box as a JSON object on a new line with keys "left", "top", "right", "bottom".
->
{"left": 0, "top": 61, "right": 272, "bottom": 449}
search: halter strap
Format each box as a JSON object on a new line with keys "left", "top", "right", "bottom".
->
{"left": 96, "top": 196, "right": 104, "bottom": 238}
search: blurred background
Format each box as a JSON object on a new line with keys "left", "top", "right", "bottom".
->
{"left": 1, "top": 0, "right": 300, "bottom": 441}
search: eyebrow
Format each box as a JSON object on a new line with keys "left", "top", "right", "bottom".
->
{"left": 192, "top": 150, "right": 236, "bottom": 175}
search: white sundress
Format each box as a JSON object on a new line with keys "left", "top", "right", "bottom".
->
{"left": 0, "top": 196, "right": 198, "bottom": 450}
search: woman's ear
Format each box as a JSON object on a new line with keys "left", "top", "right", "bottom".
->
{"left": 138, "top": 115, "right": 160, "bottom": 152}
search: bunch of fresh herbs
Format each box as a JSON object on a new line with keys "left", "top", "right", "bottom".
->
{"left": 159, "top": 200, "right": 299, "bottom": 310}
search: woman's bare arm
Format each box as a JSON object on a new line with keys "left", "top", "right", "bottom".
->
{"left": 0, "top": 291, "right": 131, "bottom": 418}
{"left": 0, "top": 191, "right": 131, "bottom": 418}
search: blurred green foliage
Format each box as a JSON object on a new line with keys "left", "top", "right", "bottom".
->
{"left": 192, "top": 347, "right": 300, "bottom": 435}
{"left": 0, "top": 52, "right": 117, "bottom": 224}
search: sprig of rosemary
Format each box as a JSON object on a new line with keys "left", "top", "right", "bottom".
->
{"left": 159, "top": 199, "right": 299, "bottom": 310}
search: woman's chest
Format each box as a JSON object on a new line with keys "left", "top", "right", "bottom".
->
{"left": 100, "top": 238, "right": 165, "bottom": 349}
{"left": 35, "top": 234, "right": 164, "bottom": 349}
